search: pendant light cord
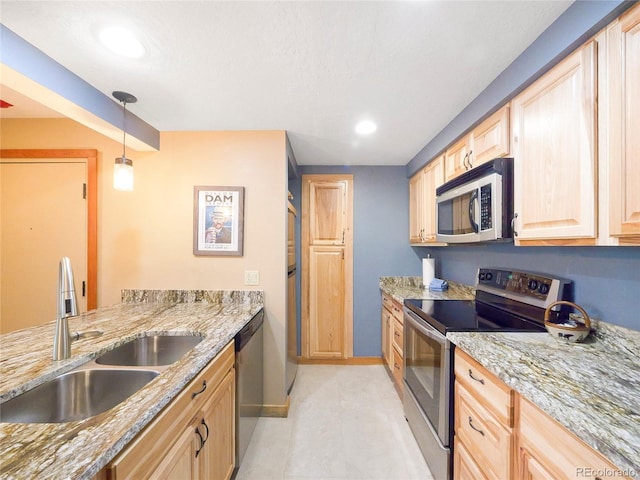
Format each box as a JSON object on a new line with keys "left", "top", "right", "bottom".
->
{"left": 121, "top": 101, "right": 127, "bottom": 158}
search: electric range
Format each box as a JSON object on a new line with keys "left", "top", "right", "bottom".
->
{"left": 402, "top": 267, "right": 572, "bottom": 480}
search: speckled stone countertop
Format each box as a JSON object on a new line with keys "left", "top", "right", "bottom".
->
{"left": 379, "top": 276, "right": 475, "bottom": 302}
{"left": 0, "top": 289, "right": 263, "bottom": 480}
{"left": 448, "top": 322, "right": 640, "bottom": 474}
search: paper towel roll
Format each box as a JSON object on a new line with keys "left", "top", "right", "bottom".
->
{"left": 422, "top": 257, "right": 435, "bottom": 287}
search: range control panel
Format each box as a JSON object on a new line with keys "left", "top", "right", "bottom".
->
{"left": 476, "top": 268, "right": 572, "bottom": 308}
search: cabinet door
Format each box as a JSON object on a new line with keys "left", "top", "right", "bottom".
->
{"left": 308, "top": 246, "right": 345, "bottom": 358}
{"left": 409, "top": 170, "right": 426, "bottom": 243}
{"left": 423, "top": 156, "right": 445, "bottom": 241}
{"left": 471, "top": 105, "right": 510, "bottom": 168}
{"left": 511, "top": 41, "right": 597, "bottom": 242}
{"left": 150, "top": 422, "right": 200, "bottom": 480}
{"left": 608, "top": 5, "right": 640, "bottom": 240}
{"left": 445, "top": 136, "right": 471, "bottom": 182}
{"left": 517, "top": 395, "right": 630, "bottom": 480}
{"left": 309, "top": 181, "right": 347, "bottom": 245}
{"left": 201, "top": 369, "right": 236, "bottom": 480}
{"left": 381, "top": 306, "right": 392, "bottom": 367}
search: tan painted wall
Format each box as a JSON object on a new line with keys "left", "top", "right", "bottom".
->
{"left": 0, "top": 118, "right": 289, "bottom": 407}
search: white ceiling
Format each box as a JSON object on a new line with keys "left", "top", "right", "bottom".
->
{"left": 0, "top": 1, "right": 573, "bottom": 166}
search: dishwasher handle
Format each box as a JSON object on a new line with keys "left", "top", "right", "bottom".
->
{"left": 235, "top": 308, "right": 264, "bottom": 351}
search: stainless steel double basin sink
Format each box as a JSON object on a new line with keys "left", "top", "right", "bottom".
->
{"left": 0, "top": 334, "right": 203, "bottom": 423}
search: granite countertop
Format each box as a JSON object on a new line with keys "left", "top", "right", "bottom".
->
{"left": 0, "top": 289, "right": 264, "bottom": 480}
{"left": 379, "top": 276, "right": 475, "bottom": 302}
{"left": 448, "top": 323, "right": 640, "bottom": 474}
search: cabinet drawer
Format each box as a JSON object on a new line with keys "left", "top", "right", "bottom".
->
{"left": 392, "top": 318, "right": 403, "bottom": 355}
{"left": 517, "top": 395, "right": 630, "bottom": 479}
{"left": 454, "top": 349, "right": 513, "bottom": 426}
{"left": 454, "top": 437, "right": 488, "bottom": 480}
{"left": 455, "top": 382, "right": 512, "bottom": 480}
{"left": 382, "top": 293, "right": 403, "bottom": 323}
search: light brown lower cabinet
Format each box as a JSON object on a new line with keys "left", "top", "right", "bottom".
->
{"left": 101, "top": 341, "right": 236, "bottom": 480}
{"left": 454, "top": 348, "right": 633, "bottom": 480}
{"left": 381, "top": 292, "right": 403, "bottom": 395}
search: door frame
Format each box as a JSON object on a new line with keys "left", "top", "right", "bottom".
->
{"left": 301, "top": 174, "right": 353, "bottom": 359}
{"left": 0, "top": 149, "right": 98, "bottom": 310}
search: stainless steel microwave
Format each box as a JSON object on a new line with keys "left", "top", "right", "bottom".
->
{"left": 435, "top": 158, "right": 513, "bottom": 243}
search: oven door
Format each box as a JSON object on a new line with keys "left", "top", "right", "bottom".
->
{"left": 403, "top": 307, "right": 451, "bottom": 446}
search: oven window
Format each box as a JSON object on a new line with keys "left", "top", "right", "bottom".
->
{"left": 404, "top": 319, "right": 446, "bottom": 443}
{"left": 438, "top": 192, "right": 475, "bottom": 235}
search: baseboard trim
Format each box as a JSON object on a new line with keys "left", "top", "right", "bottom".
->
{"left": 262, "top": 396, "right": 290, "bottom": 418}
{"left": 297, "top": 356, "right": 384, "bottom": 365}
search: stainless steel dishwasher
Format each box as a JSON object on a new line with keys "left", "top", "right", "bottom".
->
{"left": 234, "top": 308, "right": 264, "bottom": 472}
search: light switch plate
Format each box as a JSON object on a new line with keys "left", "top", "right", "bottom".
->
{"left": 244, "top": 270, "right": 260, "bottom": 285}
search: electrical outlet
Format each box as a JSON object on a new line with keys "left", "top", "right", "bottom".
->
{"left": 244, "top": 270, "right": 260, "bottom": 286}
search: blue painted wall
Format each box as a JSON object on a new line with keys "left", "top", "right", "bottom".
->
{"left": 415, "top": 245, "right": 640, "bottom": 331}
{"left": 293, "top": 166, "right": 421, "bottom": 356}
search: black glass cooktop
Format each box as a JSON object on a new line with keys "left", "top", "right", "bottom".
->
{"left": 403, "top": 294, "right": 547, "bottom": 335}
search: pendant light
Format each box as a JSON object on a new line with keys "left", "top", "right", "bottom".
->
{"left": 112, "top": 91, "right": 137, "bottom": 191}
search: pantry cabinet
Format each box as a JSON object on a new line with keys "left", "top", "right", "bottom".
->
{"left": 105, "top": 341, "right": 236, "bottom": 480}
{"left": 511, "top": 41, "right": 597, "bottom": 244}
{"left": 409, "top": 155, "right": 445, "bottom": 245}
{"left": 606, "top": 4, "right": 640, "bottom": 243}
{"left": 444, "top": 105, "right": 510, "bottom": 182}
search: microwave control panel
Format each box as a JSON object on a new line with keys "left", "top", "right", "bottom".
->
{"left": 476, "top": 268, "right": 572, "bottom": 307}
{"left": 480, "top": 185, "right": 492, "bottom": 230}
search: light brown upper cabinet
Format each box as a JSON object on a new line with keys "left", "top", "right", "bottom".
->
{"left": 409, "top": 155, "right": 445, "bottom": 245}
{"left": 606, "top": 4, "right": 640, "bottom": 243}
{"left": 301, "top": 175, "right": 353, "bottom": 360}
{"left": 445, "top": 105, "right": 510, "bottom": 182}
{"left": 511, "top": 41, "right": 597, "bottom": 244}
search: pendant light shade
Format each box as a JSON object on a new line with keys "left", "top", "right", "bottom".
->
{"left": 114, "top": 156, "right": 134, "bottom": 191}
{"left": 112, "top": 91, "right": 137, "bottom": 191}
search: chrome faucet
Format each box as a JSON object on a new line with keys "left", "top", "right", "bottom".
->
{"left": 52, "top": 257, "right": 79, "bottom": 361}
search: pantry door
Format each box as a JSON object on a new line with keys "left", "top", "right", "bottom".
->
{"left": 0, "top": 149, "right": 97, "bottom": 333}
{"left": 301, "top": 174, "right": 353, "bottom": 359}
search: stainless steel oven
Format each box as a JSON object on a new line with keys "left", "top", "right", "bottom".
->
{"left": 403, "top": 302, "right": 452, "bottom": 480}
{"left": 402, "top": 268, "right": 572, "bottom": 480}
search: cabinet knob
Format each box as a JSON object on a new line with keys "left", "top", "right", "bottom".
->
{"left": 512, "top": 213, "right": 519, "bottom": 237}
{"left": 191, "top": 380, "right": 207, "bottom": 399}
{"left": 468, "top": 150, "right": 473, "bottom": 168}
{"left": 468, "top": 416, "right": 485, "bottom": 436}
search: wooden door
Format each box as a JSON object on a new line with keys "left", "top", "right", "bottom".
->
{"left": 517, "top": 451, "right": 556, "bottom": 480}
{"left": 201, "top": 370, "right": 235, "bottom": 480}
{"left": 511, "top": 42, "right": 597, "bottom": 242}
{"left": 1, "top": 159, "right": 85, "bottom": 332}
{"left": 471, "top": 105, "right": 510, "bottom": 168}
{"left": 302, "top": 175, "right": 353, "bottom": 360}
{"left": 608, "top": 5, "right": 640, "bottom": 240}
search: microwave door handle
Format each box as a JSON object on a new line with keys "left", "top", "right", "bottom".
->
{"left": 468, "top": 190, "right": 479, "bottom": 233}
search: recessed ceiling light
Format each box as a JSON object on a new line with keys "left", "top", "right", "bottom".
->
{"left": 99, "top": 26, "right": 146, "bottom": 58}
{"left": 355, "top": 120, "right": 377, "bottom": 135}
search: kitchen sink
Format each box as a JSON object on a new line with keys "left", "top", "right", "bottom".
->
{"left": 0, "top": 369, "right": 159, "bottom": 423}
{"left": 95, "top": 334, "right": 204, "bottom": 366}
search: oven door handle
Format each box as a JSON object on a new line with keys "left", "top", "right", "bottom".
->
{"left": 404, "top": 309, "right": 447, "bottom": 343}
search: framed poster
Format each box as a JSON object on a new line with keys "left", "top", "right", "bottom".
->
{"left": 193, "top": 186, "right": 244, "bottom": 256}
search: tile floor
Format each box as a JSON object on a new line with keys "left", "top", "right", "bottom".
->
{"left": 235, "top": 364, "right": 433, "bottom": 480}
